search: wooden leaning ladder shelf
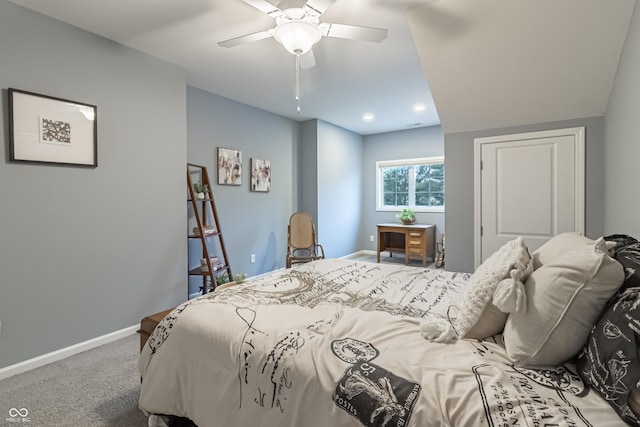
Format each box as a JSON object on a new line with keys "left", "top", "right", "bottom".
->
{"left": 187, "top": 163, "right": 232, "bottom": 293}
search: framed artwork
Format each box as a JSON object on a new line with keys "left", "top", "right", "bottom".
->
{"left": 251, "top": 158, "right": 271, "bottom": 192}
{"left": 217, "top": 147, "right": 242, "bottom": 185}
{"left": 8, "top": 88, "right": 97, "bottom": 167}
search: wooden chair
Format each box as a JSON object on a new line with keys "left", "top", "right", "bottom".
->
{"left": 286, "top": 212, "right": 325, "bottom": 268}
{"left": 435, "top": 234, "right": 445, "bottom": 268}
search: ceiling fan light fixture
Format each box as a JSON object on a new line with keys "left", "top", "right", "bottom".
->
{"left": 273, "top": 20, "right": 322, "bottom": 55}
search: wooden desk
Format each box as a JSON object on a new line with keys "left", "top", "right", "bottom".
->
{"left": 377, "top": 223, "right": 435, "bottom": 266}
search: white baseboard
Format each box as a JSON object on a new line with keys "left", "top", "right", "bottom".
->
{"left": 0, "top": 324, "right": 139, "bottom": 381}
{"left": 341, "top": 249, "right": 376, "bottom": 258}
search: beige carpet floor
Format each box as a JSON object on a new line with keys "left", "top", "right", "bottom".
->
{"left": 0, "top": 333, "right": 147, "bottom": 426}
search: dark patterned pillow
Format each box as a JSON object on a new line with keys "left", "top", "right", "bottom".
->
{"left": 577, "top": 235, "right": 640, "bottom": 426}
{"left": 606, "top": 234, "right": 640, "bottom": 262}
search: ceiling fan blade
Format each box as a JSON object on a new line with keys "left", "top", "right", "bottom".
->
{"left": 303, "top": 0, "right": 336, "bottom": 17}
{"left": 218, "top": 30, "right": 273, "bottom": 48}
{"left": 319, "top": 23, "right": 388, "bottom": 42}
{"left": 298, "top": 49, "right": 316, "bottom": 69}
{"left": 243, "top": 0, "right": 285, "bottom": 18}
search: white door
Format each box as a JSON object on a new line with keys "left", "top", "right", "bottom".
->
{"left": 473, "top": 127, "right": 585, "bottom": 267}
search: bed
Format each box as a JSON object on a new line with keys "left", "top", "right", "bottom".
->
{"left": 138, "top": 233, "right": 640, "bottom": 427}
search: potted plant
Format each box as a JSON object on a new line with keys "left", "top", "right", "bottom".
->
{"left": 215, "top": 271, "right": 247, "bottom": 290}
{"left": 396, "top": 208, "right": 417, "bottom": 225}
{"left": 233, "top": 272, "right": 247, "bottom": 284}
{"left": 215, "top": 271, "right": 229, "bottom": 287}
{"left": 193, "top": 182, "right": 209, "bottom": 199}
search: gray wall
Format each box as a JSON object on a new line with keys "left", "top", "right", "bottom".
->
{"left": 445, "top": 117, "right": 605, "bottom": 273}
{"left": 361, "top": 126, "right": 445, "bottom": 251}
{"left": 299, "top": 120, "right": 319, "bottom": 222}
{"left": 0, "top": 1, "right": 187, "bottom": 368}
{"left": 317, "top": 120, "right": 363, "bottom": 258}
{"left": 301, "top": 122, "right": 444, "bottom": 258}
{"left": 186, "top": 87, "right": 298, "bottom": 291}
{"left": 297, "top": 119, "right": 363, "bottom": 258}
{"left": 604, "top": 1, "right": 640, "bottom": 238}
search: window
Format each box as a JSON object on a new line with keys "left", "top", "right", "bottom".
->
{"left": 376, "top": 156, "right": 444, "bottom": 212}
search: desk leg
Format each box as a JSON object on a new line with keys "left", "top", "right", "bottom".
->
{"left": 377, "top": 230, "right": 381, "bottom": 263}
{"left": 423, "top": 231, "right": 427, "bottom": 266}
{"left": 404, "top": 230, "right": 409, "bottom": 265}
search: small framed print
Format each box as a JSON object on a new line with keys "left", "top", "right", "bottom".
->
{"left": 251, "top": 158, "right": 271, "bottom": 192}
{"left": 217, "top": 147, "right": 242, "bottom": 185}
{"left": 9, "top": 88, "right": 97, "bottom": 167}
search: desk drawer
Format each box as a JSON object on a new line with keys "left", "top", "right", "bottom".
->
{"left": 407, "top": 247, "right": 424, "bottom": 255}
{"left": 407, "top": 239, "right": 424, "bottom": 248}
{"left": 408, "top": 231, "right": 424, "bottom": 246}
{"left": 407, "top": 232, "right": 425, "bottom": 255}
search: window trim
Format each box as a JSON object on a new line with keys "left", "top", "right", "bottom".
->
{"left": 376, "top": 156, "right": 445, "bottom": 213}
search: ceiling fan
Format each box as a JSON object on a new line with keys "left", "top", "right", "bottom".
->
{"left": 218, "top": 0, "right": 389, "bottom": 68}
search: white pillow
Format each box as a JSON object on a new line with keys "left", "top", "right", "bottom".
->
{"left": 455, "top": 237, "right": 531, "bottom": 339}
{"left": 531, "top": 232, "right": 594, "bottom": 269}
{"left": 463, "top": 303, "right": 509, "bottom": 339}
{"left": 503, "top": 237, "right": 624, "bottom": 366}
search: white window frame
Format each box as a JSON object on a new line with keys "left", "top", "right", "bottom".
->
{"left": 376, "top": 156, "right": 445, "bottom": 213}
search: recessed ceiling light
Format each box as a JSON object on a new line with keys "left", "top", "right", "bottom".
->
{"left": 413, "top": 103, "right": 426, "bottom": 113}
{"left": 363, "top": 113, "right": 375, "bottom": 122}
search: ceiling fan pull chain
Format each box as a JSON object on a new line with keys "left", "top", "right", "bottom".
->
{"left": 295, "top": 54, "right": 301, "bottom": 114}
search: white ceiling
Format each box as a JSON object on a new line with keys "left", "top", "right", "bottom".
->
{"left": 408, "top": 0, "right": 636, "bottom": 133}
{"left": 7, "top": 0, "right": 636, "bottom": 135}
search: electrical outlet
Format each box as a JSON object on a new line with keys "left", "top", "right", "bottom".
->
{"left": 370, "top": 235, "right": 374, "bottom": 242}
{"left": 250, "top": 254, "right": 256, "bottom": 263}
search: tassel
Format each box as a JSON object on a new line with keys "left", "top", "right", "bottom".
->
{"left": 492, "top": 269, "right": 527, "bottom": 313}
{"left": 420, "top": 316, "right": 457, "bottom": 343}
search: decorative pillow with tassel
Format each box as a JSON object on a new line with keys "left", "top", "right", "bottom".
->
{"left": 420, "top": 237, "right": 532, "bottom": 343}
{"left": 455, "top": 237, "right": 532, "bottom": 339}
